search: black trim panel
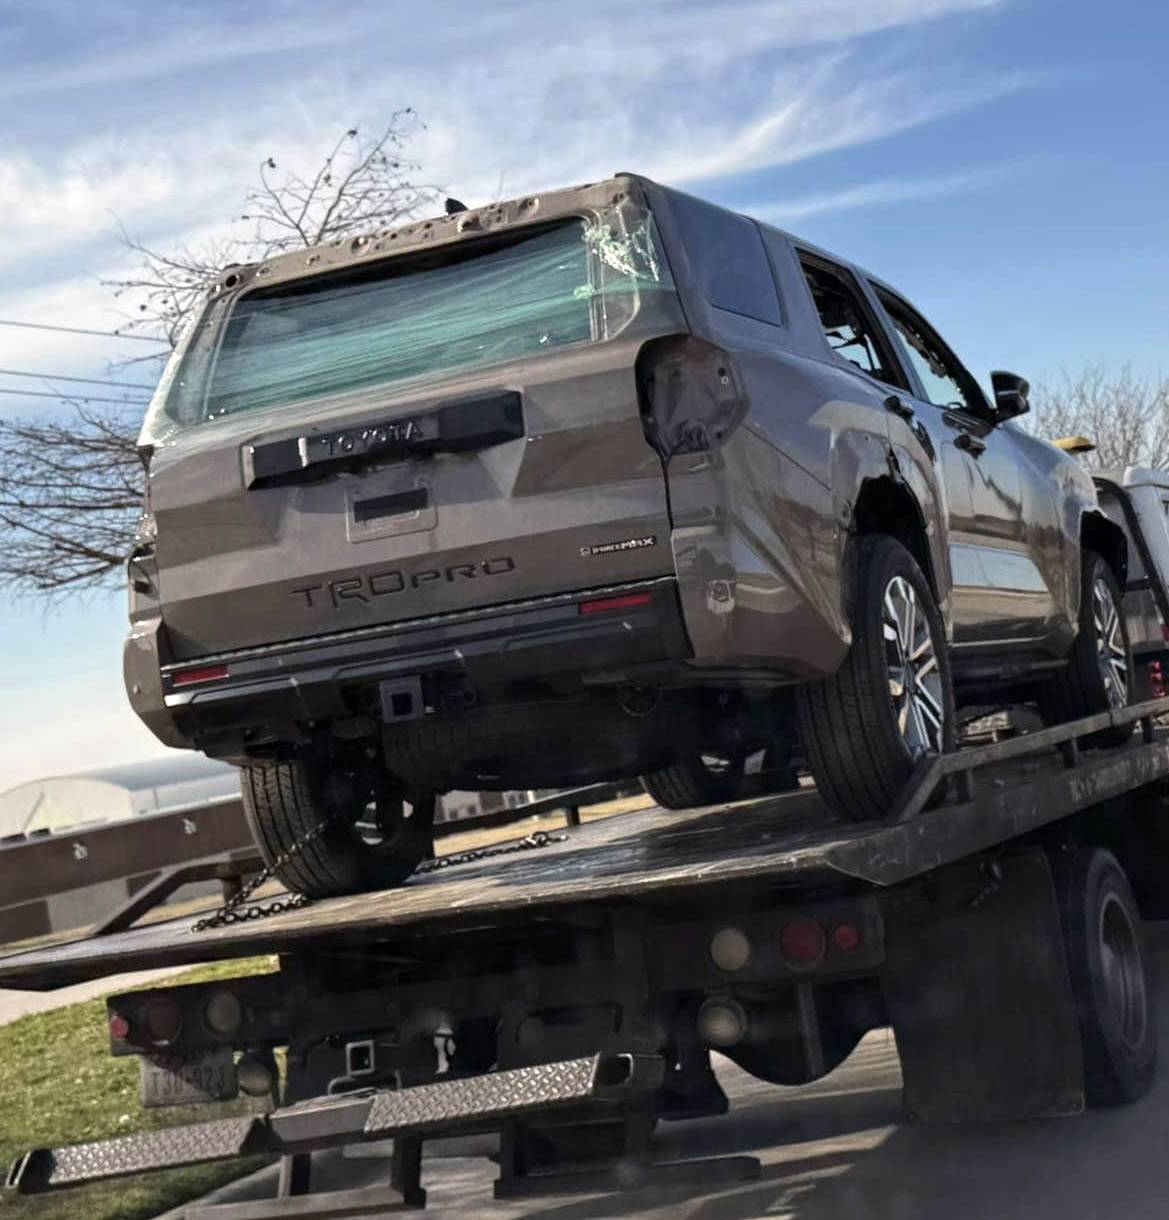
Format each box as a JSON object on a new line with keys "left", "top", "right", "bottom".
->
{"left": 244, "top": 390, "right": 524, "bottom": 487}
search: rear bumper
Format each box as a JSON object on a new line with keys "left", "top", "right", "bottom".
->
{"left": 126, "top": 579, "right": 689, "bottom": 752}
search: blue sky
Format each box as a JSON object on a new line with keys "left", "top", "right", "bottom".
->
{"left": 0, "top": 0, "right": 1165, "bottom": 787}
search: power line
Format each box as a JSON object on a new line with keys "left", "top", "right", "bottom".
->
{"left": 0, "top": 368, "right": 157, "bottom": 391}
{"left": 0, "top": 318, "right": 168, "bottom": 343}
{"left": 0, "top": 387, "right": 150, "bottom": 405}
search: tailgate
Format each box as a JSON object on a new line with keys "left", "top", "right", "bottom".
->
{"left": 153, "top": 341, "right": 674, "bottom": 659}
{"left": 145, "top": 201, "right": 686, "bottom": 661}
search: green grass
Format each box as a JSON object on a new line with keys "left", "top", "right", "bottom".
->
{"left": 0, "top": 957, "right": 278, "bottom": 1220}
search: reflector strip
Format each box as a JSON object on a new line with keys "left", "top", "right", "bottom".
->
{"left": 172, "top": 664, "right": 230, "bottom": 687}
{"left": 579, "top": 592, "right": 654, "bottom": 616}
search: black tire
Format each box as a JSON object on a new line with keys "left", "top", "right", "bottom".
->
{"left": 1039, "top": 550, "right": 1135, "bottom": 748}
{"left": 241, "top": 758, "right": 435, "bottom": 899}
{"left": 1056, "top": 847, "right": 1156, "bottom": 1106}
{"left": 795, "top": 536, "right": 956, "bottom": 822}
{"left": 640, "top": 752, "right": 745, "bottom": 809}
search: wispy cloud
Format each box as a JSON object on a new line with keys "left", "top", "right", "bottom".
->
{"left": 0, "top": 0, "right": 1027, "bottom": 373}
{"left": 756, "top": 164, "right": 1012, "bottom": 224}
{"left": 0, "top": 10, "right": 373, "bottom": 102}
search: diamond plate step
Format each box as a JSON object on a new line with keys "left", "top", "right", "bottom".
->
{"left": 6, "top": 1053, "right": 664, "bottom": 1195}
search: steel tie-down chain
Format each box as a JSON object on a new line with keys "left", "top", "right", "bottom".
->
{"left": 193, "top": 821, "right": 568, "bottom": 932}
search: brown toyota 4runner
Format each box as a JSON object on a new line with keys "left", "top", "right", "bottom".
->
{"left": 125, "top": 174, "right": 1133, "bottom": 896}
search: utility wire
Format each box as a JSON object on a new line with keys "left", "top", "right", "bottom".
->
{"left": 0, "top": 368, "right": 156, "bottom": 391}
{"left": 0, "top": 387, "right": 150, "bottom": 405}
{"left": 0, "top": 318, "right": 168, "bottom": 343}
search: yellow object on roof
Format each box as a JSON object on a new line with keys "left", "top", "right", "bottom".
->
{"left": 1052, "top": 435, "right": 1097, "bottom": 454}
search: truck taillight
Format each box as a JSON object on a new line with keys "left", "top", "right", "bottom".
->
{"left": 778, "top": 917, "right": 827, "bottom": 968}
{"left": 833, "top": 922, "right": 862, "bottom": 952}
{"left": 1150, "top": 660, "right": 1166, "bottom": 699}
{"left": 142, "top": 997, "right": 182, "bottom": 1045}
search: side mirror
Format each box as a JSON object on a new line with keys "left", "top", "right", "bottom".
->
{"left": 990, "top": 370, "right": 1030, "bottom": 421}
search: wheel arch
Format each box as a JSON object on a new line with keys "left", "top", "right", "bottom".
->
{"left": 849, "top": 476, "right": 942, "bottom": 605}
{"left": 1081, "top": 510, "right": 1129, "bottom": 588}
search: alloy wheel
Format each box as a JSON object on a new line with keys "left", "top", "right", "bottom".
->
{"left": 882, "top": 575, "right": 946, "bottom": 758}
{"left": 1092, "top": 577, "right": 1129, "bottom": 708}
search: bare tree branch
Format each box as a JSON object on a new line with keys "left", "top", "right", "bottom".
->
{"left": 1, "top": 116, "right": 438, "bottom": 597}
{"left": 1029, "top": 366, "right": 1169, "bottom": 471}
{"left": 0, "top": 399, "right": 144, "bottom": 593}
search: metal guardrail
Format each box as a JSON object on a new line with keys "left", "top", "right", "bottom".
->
{"left": 0, "top": 781, "right": 637, "bottom": 946}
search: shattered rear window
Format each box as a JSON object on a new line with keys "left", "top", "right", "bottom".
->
{"left": 148, "top": 215, "right": 673, "bottom": 440}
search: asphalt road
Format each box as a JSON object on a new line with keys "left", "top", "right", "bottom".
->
{"left": 170, "top": 931, "right": 1169, "bottom": 1220}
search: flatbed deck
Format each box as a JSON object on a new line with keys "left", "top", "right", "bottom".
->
{"left": 4, "top": 700, "right": 1169, "bottom": 992}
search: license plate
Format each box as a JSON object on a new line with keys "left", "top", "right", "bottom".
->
{"left": 139, "top": 1049, "right": 238, "bottom": 1108}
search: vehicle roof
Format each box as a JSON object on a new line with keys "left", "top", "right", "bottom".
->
{"left": 201, "top": 171, "right": 879, "bottom": 306}
{"left": 208, "top": 174, "right": 652, "bottom": 297}
{"left": 1097, "top": 467, "right": 1169, "bottom": 491}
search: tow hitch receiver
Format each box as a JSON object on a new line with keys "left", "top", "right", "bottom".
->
{"left": 6, "top": 1053, "right": 662, "bottom": 1196}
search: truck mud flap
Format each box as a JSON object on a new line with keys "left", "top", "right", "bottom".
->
{"left": 7, "top": 1053, "right": 664, "bottom": 1195}
{"left": 882, "top": 850, "right": 1085, "bottom": 1123}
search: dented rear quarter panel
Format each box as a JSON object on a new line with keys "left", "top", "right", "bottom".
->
{"left": 646, "top": 184, "right": 932, "bottom": 676}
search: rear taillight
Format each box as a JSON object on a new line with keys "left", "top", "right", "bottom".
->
{"left": 833, "top": 923, "right": 862, "bottom": 952}
{"left": 142, "top": 997, "right": 182, "bottom": 1045}
{"left": 579, "top": 592, "right": 654, "bottom": 616}
{"left": 778, "top": 917, "right": 827, "bottom": 968}
{"left": 1151, "top": 660, "right": 1166, "bottom": 700}
{"left": 172, "top": 664, "right": 230, "bottom": 687}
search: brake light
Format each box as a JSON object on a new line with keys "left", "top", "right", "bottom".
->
{"left": 833, "top": 923, "right": 862, "bottom": 952}
{"left": 172, "top": 664, "right": 230, "bottom": 687}
{"left": 778, "top": 917, "right": 827, "bottom": 967}
{"left": 1150, "top": 660, "right": 1166, "bottom": 700}
{"left": 579, "top": 592, "right": 653, "bottom": 616}
{"left": 142, "top": 997, "right": 182, "bottom": 1045}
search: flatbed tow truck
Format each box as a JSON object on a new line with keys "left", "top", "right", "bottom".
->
{"left": 6, "top": 479, "right": 1169, "bottom": 1217}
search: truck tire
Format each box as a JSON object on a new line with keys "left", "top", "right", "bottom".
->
{"left": 641, "top": 753, "right": 745, "bottom": 809}
{"left": 1056, "top": 846, "right": 1156, "bottom": 1106}
{"left": 241, "top": 759, "right": 435, "bottom": 899}
{"left": 1039, "top": 550, "right": 1135, "bottom": 748}
{"left": 795, "top": 536, "right": 955, "bottom": 822}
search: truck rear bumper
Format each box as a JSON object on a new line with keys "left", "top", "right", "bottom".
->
{"left": 129, "top": 578, "right": 689, "bottom": 751}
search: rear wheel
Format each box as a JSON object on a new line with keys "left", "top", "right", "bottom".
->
{"left": 1039, "top": 550, "right": 1134, "bottom": 748}
{"left": 795, "top": 536, "right": 955, "bottom": 822}
{"left": 641, "top": 751, "right": 746, "bottom": 809}
{"left": 241, "top": 757, "right": 435, "bottom": 899}
{"left": 1056, "top": 847, "right": 1156, "bottom": 1106}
